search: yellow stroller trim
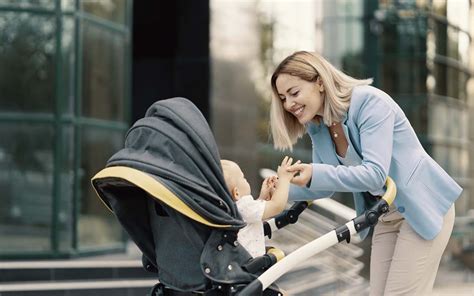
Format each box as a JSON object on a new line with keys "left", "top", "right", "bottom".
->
{"left": 91, "top": 166, "right": 231, "bottom": 228}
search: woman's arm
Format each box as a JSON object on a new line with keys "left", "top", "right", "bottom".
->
{"left": 290, "top": 92, "right": 395, "bottom": 192}
{"left": 289, "top": 183, "right": 334, "bottom": 201}
{"left": 289, "top": 140, "right": 335, "bottom": 200}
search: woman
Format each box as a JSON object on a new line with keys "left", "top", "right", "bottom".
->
{"left": 269, "top": 51, "right": 461, "bottom": 295}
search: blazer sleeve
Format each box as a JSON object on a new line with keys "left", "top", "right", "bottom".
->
{"left": 308, "top": 92, "right": 395, "bottom": 193}
{"left": 289, "top": 143, "right": 335, "bottom": 201}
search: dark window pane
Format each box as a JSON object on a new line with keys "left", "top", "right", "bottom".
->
{"left": 81, "top": 0, "right": 127, "bottom": 25}
{"left": 81, "top": 22, "right": 126, "bottom": 121}
{"left": 0, "top": 123, "right": 54, "bottom": 253}
{"left": 432, "top": 19, "right": 447, "bottom": 56}
{"left": 0, "top": 12, "right": 55, "bottom": 113}
{"left": 446, "top": 65, "right": 459, "bottom": 99}
{"left": 79, "top": 127, "right": 125, "bottom": 249}
{"left": 433, "top": 62, "right": 447, "bottom": 96}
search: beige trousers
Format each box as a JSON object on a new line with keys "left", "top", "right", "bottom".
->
{"left": 369, "top": 205, "right": 455, "bottom": 296}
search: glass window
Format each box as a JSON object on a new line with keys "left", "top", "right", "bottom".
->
{"left": 433, "top": 62, "right": 447, "bottom": 97}
{"left": 446, "top": 65, "right": 459, "bottom": 99}
{"left": 325, "top": 0, "right": 364, "bottom": 18}
{"left": 81, "top": 21, "right": 126, "bottom": 121}
{"left": 0, "top": 12, "right": 55, "bottom": 113}
{"left": 78, "top": 127, "right": 125, "bottom": 249}
{"left": 432, "top": 19, "right": 447, "bottom": 56}
{"left": 0, "top": 123, "right": 54, "bottom": 253}
{"left": 0, "top": 0, "right": 54, "bottom": 9}
{"left": 59, "top": 125, "right": 74, "bottom": 252}
{"left": 458, "top": 30, "right": 470, "bottom": 65}
{"left": 61, "top": 16, "right": 75, "bottom": 114}
{"left": 379, "top": 59, "right": 398, "bottom": 94}
{"left": 447, "top": 26, "right": 459, "bottom": 60}
{"left": 61, "top": 0, "right": 75, "bottom": 11}
{"left": 432, "top": 144, "right": 449, "bottom": 172}
{"left": 346, "top": 20, "right": 363, "bottom": 55}
{"left": 81, "top": 0, "right": 127, "bottom": 25}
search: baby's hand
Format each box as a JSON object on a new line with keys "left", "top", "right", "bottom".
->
{"left": 277, "top": 156, "right": 299, "bottom": 182}
{"left": 258, "top": 176, "right": 277, "bottom": 200}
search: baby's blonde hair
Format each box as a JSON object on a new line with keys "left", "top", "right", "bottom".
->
{"left": 270, "top": 51, "right": 372, "bottom": 150}
{"left": 220, "top": 159, "right": 237, "bottom": 191}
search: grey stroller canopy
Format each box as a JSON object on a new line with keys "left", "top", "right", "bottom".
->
{"left": 92, "top": 98, "right": 281, "bottom": 295}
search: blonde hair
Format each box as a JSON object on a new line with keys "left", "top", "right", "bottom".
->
{"left": 270, "top": 51, "right": 373, "bottom": 150}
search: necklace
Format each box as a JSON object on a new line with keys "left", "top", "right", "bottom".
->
{"left": 331, "top": 122, "right": 338, "bottom": 138}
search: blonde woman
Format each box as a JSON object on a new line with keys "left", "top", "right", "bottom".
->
{"left": 270, "top": 51, "right": 461, "bottom": 295}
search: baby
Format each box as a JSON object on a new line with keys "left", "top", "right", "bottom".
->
{"left": 221, "top": 156, "right": 296, "bottom": 258}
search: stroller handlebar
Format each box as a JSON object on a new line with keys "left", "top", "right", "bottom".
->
{"left": 382, "top": 176, "right": 397, "bottom": 206}
{"left": 264, "top": 201, "right": 312, "bottom": 238}
{"left": 237, "top": 177, "right": 397, "bottom": 296}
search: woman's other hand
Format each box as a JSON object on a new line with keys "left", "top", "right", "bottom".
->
{"left": 287, "top": 162, "right": 312, "bottom": 187}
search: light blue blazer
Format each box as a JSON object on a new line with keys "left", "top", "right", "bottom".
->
{"left": 289, "top": 85, "right": 462, "bottom": 240}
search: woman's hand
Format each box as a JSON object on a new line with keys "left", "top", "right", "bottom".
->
{"left": 286, "top": 162, "right": 312, "bottom": 187}
{"left": 258, "top": 176, "right": 278, "bottom": 201}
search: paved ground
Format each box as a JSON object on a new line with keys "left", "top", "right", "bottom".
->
{"left": 433, "top": 259, "right": 473, "bottom": 295}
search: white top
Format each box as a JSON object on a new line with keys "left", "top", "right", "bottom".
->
{"left": 235, "top": 195, "right": 266, "bottom": 258}
{"left": 336, "top": 142, "right": 385, "bottom": 196}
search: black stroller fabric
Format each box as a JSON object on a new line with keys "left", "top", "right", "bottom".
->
{"left": 92, "top": 98, "right": 257, "bottom": 292}
{"left": 108, "top": 97, "right": 245, "bottom": 228}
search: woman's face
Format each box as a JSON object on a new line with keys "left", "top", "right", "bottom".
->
{"left": 275, "top": 73, "right": 324, "bottom": 124}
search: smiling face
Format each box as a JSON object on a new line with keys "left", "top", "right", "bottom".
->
{"left": 275, "top": 74, "right": 325, "bottom": 125}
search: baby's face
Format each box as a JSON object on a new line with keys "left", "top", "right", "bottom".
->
{"left": 223, "top": 161, "right": 251, "bottom": 198}
{"left": 231, "top": 164, "right": 251, "bottom": 197}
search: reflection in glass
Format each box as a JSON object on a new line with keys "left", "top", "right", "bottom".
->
{"left": 81, "top": 0, "right": 127, "bottom": 25}
{"left": 78, "top": 127, "right": 124, "bottom": 249}
{"left": 0, "top": 12, "right": 55, "bottom": 113}
{"left": 0, "top": 123, "right": 54, "bottom": 253}
{"left": 81, "top": 21, "right": 125, "bottom": 121}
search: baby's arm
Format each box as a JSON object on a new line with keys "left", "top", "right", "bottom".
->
{"left": 262, "top": 156, "right": 296, "bottom": 220}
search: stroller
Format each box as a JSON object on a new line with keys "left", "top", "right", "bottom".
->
{"left": 91, "top": 98, "right": 396, "bottom": 295}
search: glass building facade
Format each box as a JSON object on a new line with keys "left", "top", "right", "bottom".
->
{"left": 0, "top": 0, "right": 131, "bottom": 258}
{"left": 318, "top": 0, "right": 471, "bottom": 214}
